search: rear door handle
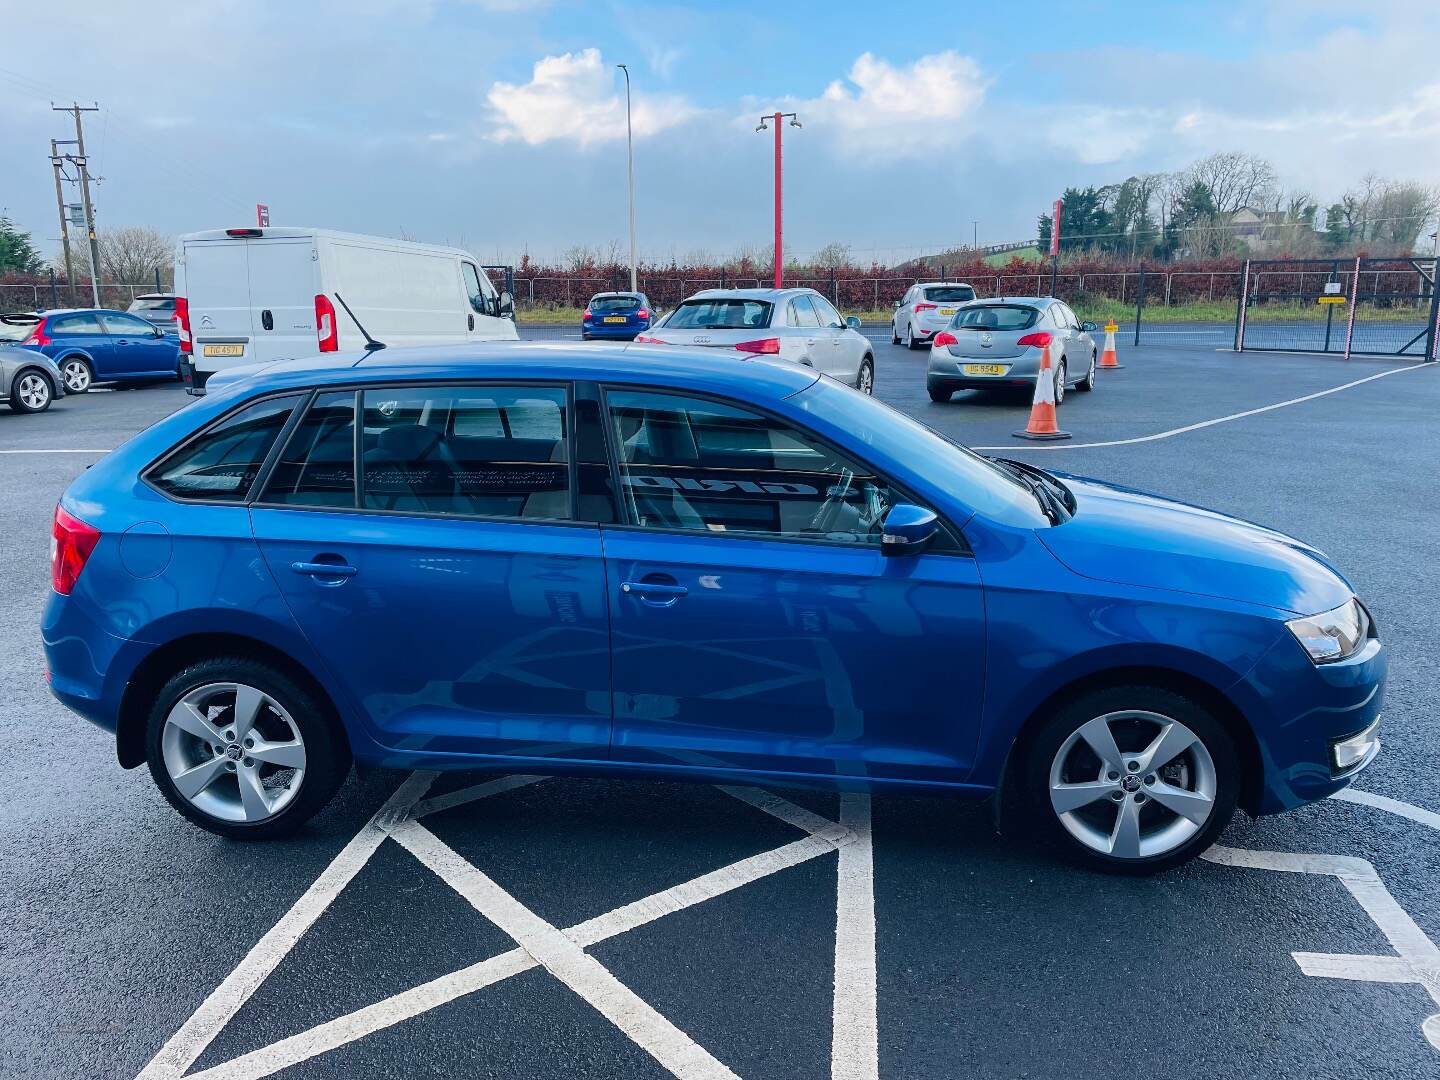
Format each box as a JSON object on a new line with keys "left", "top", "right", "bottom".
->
{"left": 291, "top": 560, "right": 358, "bottom": 579}
{"left": 621, "top": 580, "right": 688, "bottom": 606}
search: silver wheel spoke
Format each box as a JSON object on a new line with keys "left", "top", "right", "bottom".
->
{"left": 1136, "top": 720, "right": 1197, "bottom": 773}
{"left": 1108, "top": 798, "right": 1143, "bottom": 858}
{"left": 230, "top": 685, "right": 266, "bottom": 739}
{"left": 1051, "top": 780, "right": 1114, "bottom": 813}
{"left": 248, "top": 737, "right": 305, "bottom": 769}
{"left": 167, "top": 701, "right": 225, "bottom": 745}
{"left": 1147, "top": 779, "right": 1213, "bottom": 825}
{"left": 236, "top": 767, "right": 272, "bottom": 820}
{"left": 1077, "top": 716, "right": 1125, "bottom": 772}
{"left": 172, "top": 756, "right": 229, "bottom": 800}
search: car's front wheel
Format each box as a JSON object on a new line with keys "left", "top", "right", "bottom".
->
{"left": 855, "top": 358, "right": 874, "bottom": 395}
{"left": 60, "top": 356, "right": 93, "bottom": 394}
{"left": 146, "top": 657, "right": 351, "bottom": 839}
{"left": 1077, "top": 350, "right": 1097, "bottom": 392}
{"left": 1025, "top": 686, "right": 1239, "bottom": 874}
{"left": 9, "top": 370, "right": 54, "bottom": 413}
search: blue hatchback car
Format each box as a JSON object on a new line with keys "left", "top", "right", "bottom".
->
{"left": 582, "top": 292, "right": 655, "bottom": 340}
{"left": 7, "top": 307, "right": 180, "bottom": 393}
{"left": 42, "top": 344, "right": 1384, "bottom": 872}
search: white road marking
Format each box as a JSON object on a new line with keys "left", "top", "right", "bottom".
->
{"left": 1332, "top": 788, "right": 1440, "bottom": 834}
{"left": 0, "top": 447, "right": 112, "bottom": 454}
{"left": 970, "top": 361, "right": 1431, "bottom": 451}
{"left": 832, "top": 793, "right": 878, "bottom": 1080}
{"left": 135, "top": 771, "right": 438, "bottom": 1080}
{"left": 146, "top": 776, "right": 874, "bottom": 1080}
{"left": 1203, "top": 844, "right": 1440, "bottom": 1052}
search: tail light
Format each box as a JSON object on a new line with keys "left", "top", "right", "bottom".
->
{"left": 583, "top": 309, "right": 594, "bottom": 320}
{"left": 315, "top": 294, "right": 339, "bottom": 352}
{"left": 225, "top": 228, "right": 263, "bottom": 237}
{"left": 51, "top": 505, "right": 100, "bottom": 595}
{"left": 734, "top": 338, "right": 780, "bottom": 355}
{"left": 1017, "top": 332, "right": 1053, "bottom": 348}
{"left": 634, "top": 334, "right": 665, "bottom": 344}
{"left": 933, "top": 331, "right": 958, "bottom": 347}
{"left": 636, "top": 308, "right": 650, "bottom": 320}
{"left": 914, "top": 302, "right": 937, "bottom": 313}
{"left": 22, "top": 319, "right": 51, "bottom": 347}
{"left": 174, "top": 298, "right": 191, "bottom": 354}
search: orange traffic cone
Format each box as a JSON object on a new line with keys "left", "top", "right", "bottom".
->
{"left": 1013, "top": 340, "right": 1071, "bottom": 441}
{"left": 1099, "top": 321, "right": 1124, "bottom": 369}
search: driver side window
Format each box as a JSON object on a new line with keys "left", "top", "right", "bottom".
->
{"left": 461, "top": 262, "right": 492, "bottom": 316}
{"left": 605, "top": 389, "right": 922, "bottom": 546}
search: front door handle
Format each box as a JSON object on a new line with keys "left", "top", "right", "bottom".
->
{"left": 621, "top": 579, "right": 688, "bottom": 605}
{"left": 291, "top": 560, "right": 358, "bottom": 580}
{"left": 468, "top": 313, "right": 475, "bottom": 331}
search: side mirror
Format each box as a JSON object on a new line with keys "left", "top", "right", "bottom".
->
{"left": 892, "top": 300, "right": 902, "bottom": 309}
{"left": 845, "top": 315, "right": 862, "bottom": 330}
{"left": 1081, "top": 321, "right": 1097, "bottom": 332}
{"left": 880, "top": 503, "right": 938, "bottom": 557}
{"left": 498, "top": 290, "right": 515, "bottom": 319}
{"left": 153, "top": 326, "right": 165, "bottom": 337}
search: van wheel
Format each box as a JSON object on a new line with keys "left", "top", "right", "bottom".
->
{"left": 60, "top": 356, "right": 93, "bottom": 394}
{"left": 1023, "top": 686, "right": 1238, "bottom": 874}
{"left": 9, "top": 371, "right": 54, "bottom": 413}
{"left": 146, "top": 657, "right": 351, "bottom": 840}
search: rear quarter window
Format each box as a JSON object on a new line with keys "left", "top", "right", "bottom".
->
{"left": 147, "top": 395, "right": 300, "bottom": 502}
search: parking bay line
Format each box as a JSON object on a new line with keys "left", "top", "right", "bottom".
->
{"left": 970, "top": 361, "right": 1432, "bottom": 452}
{"left": 1331, "top": 787, "right": 1440, "bottom": 834}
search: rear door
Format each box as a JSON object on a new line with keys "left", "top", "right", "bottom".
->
{"left": 809, "top": 295, "right": 855, "bottom": 381}
{"left": 101, "top": 312, "right": 174, "bottom": 375}
{"left": 246, "top": 238, "right": 319, "bottom": 363}
{"left": 184, "top": 239, "right": 257, "bottom": 374}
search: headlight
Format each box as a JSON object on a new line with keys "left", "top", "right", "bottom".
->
{"left": 1286, "top": 598, "right": 1370, "bottom": 664}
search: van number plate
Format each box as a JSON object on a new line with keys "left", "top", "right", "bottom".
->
{"left": 203, "top": 344, "right": 244, "bottom": 357}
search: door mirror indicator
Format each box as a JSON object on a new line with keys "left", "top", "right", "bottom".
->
{"left": 880, "top": 504, "right": 939, "bottom": 557}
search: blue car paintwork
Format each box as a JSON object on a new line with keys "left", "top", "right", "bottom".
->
{"left": 43, "top": 342, "right": 1384, "bottom": 815}
{"left": 24, "top": 307, "right": 179, "bottom": 383}
{"left": 582, "top": 294, "right": 654, "bottom": 341}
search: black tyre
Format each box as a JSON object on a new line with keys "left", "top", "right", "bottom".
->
{"left": 1076, "top": 350, "right": 1097, "bottom": 392}
{"left": 145, "top": 657, "right": 352, "bottom": 840}
{"left": 1054, "top": 359, "right": 1068, "bottom": 406}
{"left": 928, "top": 386, "right": 952, "bottom": 403}
{"left": 906, "top": 325, "right": 920, "bottom": 350}
{"left": 8, "top": 369, "right": 54, "bottom": 413}
{"left": 1022, "top": 685, "right": 1239, "bottom": 875}
{"left": 855, "top": 358, "right": 874, "bottom": 395}
{"left": 59, "top": 355, "right": 93, "bottom": 394}
{"left": 890, "top": 322, "right": 900, "bottom": 345}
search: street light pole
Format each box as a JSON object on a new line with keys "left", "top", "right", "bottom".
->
{"left": 756, "top": 112, "right": 799, "bottom": 289}
{"left": 616, "top": 64, "right": 637, "bottom": 292}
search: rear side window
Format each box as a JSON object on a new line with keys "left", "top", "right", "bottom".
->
{"left": 924, "top": 286, "right": 975, "bottom": 304}
{"left": 662, "top": 299, "right": 772, "bottom": 330}
{"left": 262, "top": 391, "right": 358, "bottom": 507}
{"left": 788, "top": 296, "right": 821, "bottom": 327}
{"left": 50, "top": 313, "right": 105, "bottom": 335}
{"left": 148, "top": 395, "right": 300, "bottom": 502}
{"left": 952, "top": 305, "right": 1039, "bottom": 331}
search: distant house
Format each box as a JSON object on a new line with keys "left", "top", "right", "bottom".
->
{"left": 1229, "top": 207, "right": 1297, "bottom": 253}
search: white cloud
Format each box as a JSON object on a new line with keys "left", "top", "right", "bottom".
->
{"left": 790, "top": 51, "right": 988, "bottom": 155}
{"left": 486, "top": 48, "right": 695, "bottom": 146}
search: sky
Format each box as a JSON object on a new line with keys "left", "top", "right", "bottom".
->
{"left": 1, "top": 0, "right": 1438, "bottom": 268}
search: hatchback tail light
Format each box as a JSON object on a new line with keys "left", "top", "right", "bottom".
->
{"left": 174, "top": 298, "right": 192, "bottom": 354}
{"left": 636, "top": 308, "right": 650, "bottom": 320}
{"left": 933, "top": 331, "right": 958, "bottom": 347}
{"left": 51, "top": 505, "right": 100, "bottom": 595}
{"left": 914, "top": 302, "right": 937, "bottom": 313}
{"left": 734, "top": 338, "right": 781, "bottom": 355}
{"left": 634, "top": 334, "right": 665, "bottom": 344}
{"left": 315, "top": 294, "right": 339, "bottom": 352}
{"left": 1017, "top": 332, "right": 1053, "bottom": 348}
{"left": 22, "top": 319, "right": 51, "bottom": 347}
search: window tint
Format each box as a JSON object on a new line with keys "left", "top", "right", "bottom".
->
{"left": 606, "top": 390, "right": 907, "bottom": 545}
{"left": 810, "top": 296, "right": 844, "bottom": 328}
{"left": 362, "top": 385, "right": 570, "bottom": 519}
{"left": 51, "top": 313, "right": 105, "bottom": 335}
{"left": 149, "top": 395, "right": 299, "bottom": 502}
{"left": 262, "top": 391, "right": 358, "bottom": 507}
{"left": 104, "top": 313, "right": 158, "bottom": 335}
{"left": 788, "top": 295, "right": 821, "bottom": 327}
{"left": 951, "top": 305, "right": 1039, "bottom": 331}
{"left": 661, "top": 299, "right": 771, "bottom": 330}
{"left": 923, "top": 286, "right": 976, "bottom": 304}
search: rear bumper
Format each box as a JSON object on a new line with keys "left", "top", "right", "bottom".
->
{"left": 582, "top": 323, "right": 646, "bottom": 340}
{"left": 179, "top": 356, "right": 208, "bottom": 395}
{"left": 928, "top": 347, "right": 1043, "bottom": 391}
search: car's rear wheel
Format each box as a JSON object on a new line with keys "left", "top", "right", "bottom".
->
{"left": 9, "top": 371, "right": 53, "bottom": 413}
{"left": 1024, "top": 686, "right": 1238, "bottom": 874}
{"left": 906, "top": 324, "right": 920, "bottom": 350}
{"left": 928, "top": 386, "right": 952, "bottom": 403}
{"left": 60, "top": 356, "right": 93, "bottom": 394}
{"left": 856, "top": 358, "right": 874, "bottom": 395}
{"left": 146, "top": 657, "right": 351, "bottom": 839}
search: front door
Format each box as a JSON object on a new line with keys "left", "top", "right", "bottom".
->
{"left": 599, "top": 387, "right": 986, "bottom": 783}
{"left": 102, "top": 312, "right": 174, "bottom": 375}
{"left": 249, "top": 382, "right": 613, "bottom": 761}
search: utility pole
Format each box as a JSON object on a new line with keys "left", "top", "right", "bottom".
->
{"left": 49, "top": 138, "right": 75, "bottom": 292}
{"left": 972, "top": 221, "right": 978, "bottom": 250}
{"left": 616, "top": 64, "right": 638, "bottom": 292}
{"left": 53, "top": 103, "right": 101, "bottom": 307}
{"left": 755, "top": 112, "right": 800, "bottom": 288}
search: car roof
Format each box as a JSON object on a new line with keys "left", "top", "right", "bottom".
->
{"left": 961, "top": 296, "right": 1053, "bottom": 306}
{"left": 32, "top": 307, "right": 130, "bottom": 317}
{"left": 590, "top": 291, "right": 644, "bottom": 299}
{"left": 209, "top": 341, "right": 822, "bottom": 402}
{"left": 685, "top": 287, "right": 821, "bottom": 301}
{"left": 914, "top": 281, "right": 976, "bottom": 289}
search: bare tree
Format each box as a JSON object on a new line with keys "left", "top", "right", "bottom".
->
{"left": 97, "top": 226, "right": 174, "bottom": 287}
{"left": 809, "top": 242, "right": 852, "bottom": 269}
{"left": 1185, "top": 152, "right": 1278, "bottom": 215}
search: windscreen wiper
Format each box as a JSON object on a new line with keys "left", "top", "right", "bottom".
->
{"left": 990, "top": 458, "right": 1068, "bottom": 524}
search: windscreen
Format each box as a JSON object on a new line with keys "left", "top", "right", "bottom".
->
{"left": 924, "top": 286, "right": 975, "bottom": 303}
{"left": 951, "top": 305, "right": 1039, "bottom": 331}
{"left": 590, "top": 295, "right": 641, "bottom": 313}
{"left": 662, "top": 298, "right": 772, "bottom": 330}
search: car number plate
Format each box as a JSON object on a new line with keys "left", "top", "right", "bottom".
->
{"left": 938, "top": 307, "right": 957, "bottom": 316}
{"left": 962, "top": 363, "right": 1007, "bottom": 375}
{"left": 603, "top": 316, "right": 627, "bottom": 323}
{"left": 203, "top": 344, "right": 245, "bottom": 357}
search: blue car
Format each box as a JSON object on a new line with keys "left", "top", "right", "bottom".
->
{"left": 42, "top": 344, "right": 1384, "bottom": 872}
{"left": 582, "top": 292, "right": 655, "bottom": 340}
{"left": 7, "top": 307, "right": 180, "bottom": 393}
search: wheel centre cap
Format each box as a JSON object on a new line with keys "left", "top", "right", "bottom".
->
{"left": 1121, "top": 774, "right": 1141, "bottom": 793}
{"left": 225, "top": 744, "right": 243, "bottom": 761}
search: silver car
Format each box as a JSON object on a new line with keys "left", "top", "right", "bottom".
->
{"left": 642, "top": 288, "right": 874, "bottom": 393}
{"left": 0, "top": 343, "right": 66, "bottom": 413}
{"left": 127, "top": 293, "right": 178, "bottom": 330}
{"left": 926, "top": 297, "right": 1097, "bottom": 404}
{"left": 891, "top": 282, "right": 976, "bottom": 349}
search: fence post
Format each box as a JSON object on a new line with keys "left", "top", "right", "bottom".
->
{"left": 830, "top": 267, "right": 838, "bottom": 307}
{"left": 1133, "top": 263, "right": 1144, "bottom": 347}
{"left": 48, "top": 269, "right": 59, "bottom": 308}
{"left": 1427, "top": 256, "right": 1440, "bottom": 361}
{"left": 1343, "top": 256, "right": 1361, "bottom": 359}
{"left": 1164, "top": 273, "right": 1172, "bottom": 308}
{"left": 1234, "top": 261, "right": 1250, "bottom": 352}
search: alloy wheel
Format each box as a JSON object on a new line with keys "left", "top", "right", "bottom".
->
{"left": 16, "top": 373, "right": 50, "bottom": 410}
{"left": 1048, "top": 710, "right": 1217, "bottom": 860}
{"left": 1054, "top": 361, "right": 1067, "bottom": 404}
{"left": 857, "top": 362, "right": 874, "bottom": 395}
{"left": 160, "top": 682, "right": 307, "bottom": 823}
{"left": 61, "top": 358, "right": 91, "bottom": 393}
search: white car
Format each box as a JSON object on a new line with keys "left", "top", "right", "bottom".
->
{"left": 640, "top": 288, "right": 874, "bottom": 393}
{"left": 891, "top": 282, "right": 977, "bottom": 349}
{"left": 174, "top": 227, "right": 518, "bottom": 390}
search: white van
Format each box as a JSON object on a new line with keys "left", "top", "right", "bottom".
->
{"left": 174, "top": 227, "right": 518, "bottom": 388}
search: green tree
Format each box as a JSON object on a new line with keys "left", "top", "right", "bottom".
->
{"left": 1036, "top": 187, "right": 1112, "bottom": 255}
{"left": 0, "top": 217, "right": 44, "bottom": 275}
